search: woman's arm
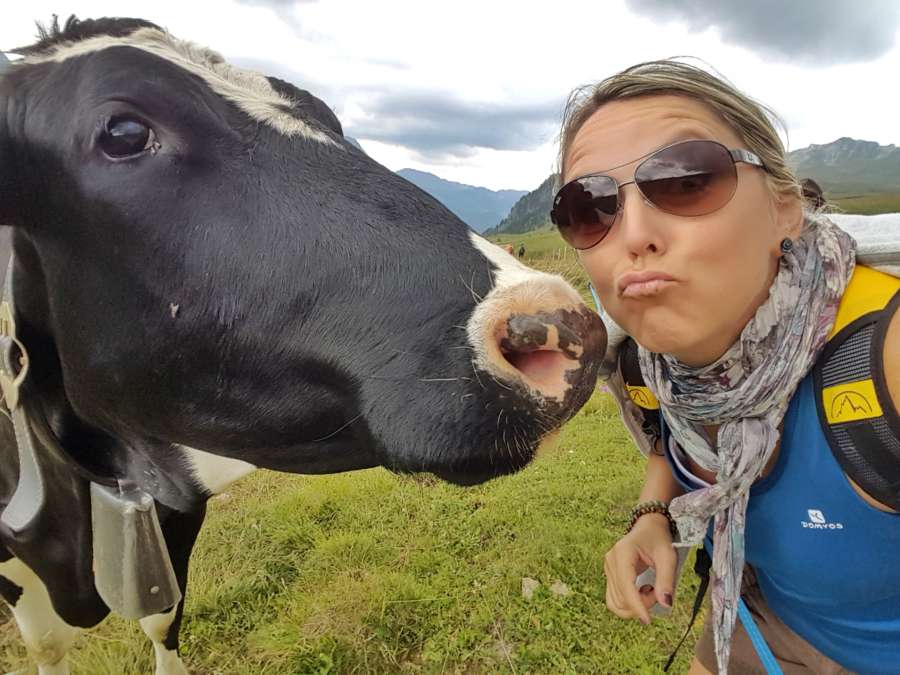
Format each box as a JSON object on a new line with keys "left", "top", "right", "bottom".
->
{"left": 639, "top": 446, "right": 685, "bottom": 502}
{"left": 632, "top": 448, "right": 686, "bottom": 533}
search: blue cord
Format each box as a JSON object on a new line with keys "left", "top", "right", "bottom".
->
{"left": 588, "top": 282, "right": 603, "bottom": 314}
{"left": 738, "top": 597, "right": 784, "bottom": 675}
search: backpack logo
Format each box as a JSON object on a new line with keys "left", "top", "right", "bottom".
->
{"left": 625, "top": 385, "right": 659, "bottom": 410}
{"left": 802, "top": 508, "right": 843, "bottom": 530}
{"left": 823, "top": 379, "right": 882, "bottom": 424}
{"left": 830, "top": 391, "right": 873, "bottom": 419}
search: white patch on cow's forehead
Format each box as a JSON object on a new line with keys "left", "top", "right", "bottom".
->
{"left": 22, "top": 27, "right": 338, "bottom": 145}
{"left": 179, "top": 445, "right": 256, "bottom": 495}
{"left": 468, "top": 232, "right": 570, "bottom": 291}
{"left": 468, "top": 232, "right": 534, "bottom": 287}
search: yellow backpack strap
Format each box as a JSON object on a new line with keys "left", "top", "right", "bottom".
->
{"left": 828, "top": 265, "right": 900, "bottom": 340}
{"left": 815, "top": 265, "right": 900, "bottom": 510}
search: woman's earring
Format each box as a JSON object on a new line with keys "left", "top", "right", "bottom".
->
{"left": 780, "top": 238, "right": 794, "bottom": 255}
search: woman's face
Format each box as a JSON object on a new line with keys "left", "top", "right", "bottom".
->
{"left": 568, "top": 95, "right": 801, "bottom": 366}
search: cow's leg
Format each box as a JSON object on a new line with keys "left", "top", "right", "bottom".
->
{"left": 140, "top": 504, "right": 206, "bottom": 675}
{"left": 139, "top": 605, "right": 187, "bottom": 675}
{"left": 0, "top": 557, "right": 79, "bottom": 675}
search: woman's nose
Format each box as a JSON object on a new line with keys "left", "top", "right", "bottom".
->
{"left": 618, "top": 184, "right": 665, "bottom": 255}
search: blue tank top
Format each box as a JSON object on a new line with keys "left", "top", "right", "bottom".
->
{"left": 664, "top": 374, "right": 900, "bottom": 674}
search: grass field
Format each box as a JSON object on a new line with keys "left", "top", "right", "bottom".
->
{"left": 0, "top": 390, "right": 703, "bottom": 674}
{"left": 830, "top": 192, "right": 900, "bottom": 214}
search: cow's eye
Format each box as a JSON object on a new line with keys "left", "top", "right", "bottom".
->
{"left": 99, "top": 117, "right": 156, "bottom": 158}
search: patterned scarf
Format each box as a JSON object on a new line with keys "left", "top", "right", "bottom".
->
{"left": 638, "top": 216, "right": 856, "bottom": 674}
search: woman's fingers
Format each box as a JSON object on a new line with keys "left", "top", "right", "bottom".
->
{"left": 617, "top": 552, "right": 652, "bottom": 625}
{"left": 604, "top": 531, "right": 682, "bottom": 624}
{"left": 603, "top": 553, "right": 626, "bottom": 612}
{"left": 651, "top": 542, "right": 678, "bottom": 608}
{"left": 604, "top": 545, "right": 652, "bottom": 625}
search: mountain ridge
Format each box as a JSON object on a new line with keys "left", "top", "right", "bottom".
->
{"left": 396, "top": 168, "right": 527, "bottom": 233}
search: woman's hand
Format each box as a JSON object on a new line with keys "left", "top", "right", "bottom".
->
{"left": 604, "top": 512, "right": 677, "bottom": 625}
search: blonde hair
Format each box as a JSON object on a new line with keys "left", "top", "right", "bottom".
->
{"left": 557, "top": 60, "right": 802, "bottom": 204}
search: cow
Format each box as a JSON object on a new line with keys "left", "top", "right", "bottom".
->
{"left": 0, "top": 16, "right": 606, "bottom": 675}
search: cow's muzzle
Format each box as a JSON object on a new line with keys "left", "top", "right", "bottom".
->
{"left": 468, "top": 275, "right": 607, "bottom": 423}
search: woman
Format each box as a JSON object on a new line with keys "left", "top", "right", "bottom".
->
{"left": 551, "top": 61, "right": 900, "bottom": 674}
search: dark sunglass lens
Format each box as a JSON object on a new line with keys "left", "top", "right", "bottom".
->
{"left": 552, "top": 176, "right": 618, "bottom": 249}
{"left": 635, "top": 141, "right": 737, "bottom": 216}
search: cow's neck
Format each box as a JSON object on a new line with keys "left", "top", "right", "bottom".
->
{"left": 4, "top": 241, "right": 209, "bottom": 513}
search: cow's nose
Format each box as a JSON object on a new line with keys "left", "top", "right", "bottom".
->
{"left": 494, "top": 308, "right": 606, "bottom": 404}
{"left": 499, "top": 311, "right": 592, "bottom": 399}
{"left": 467, "top": 271, "right": 606, "bottom": 416}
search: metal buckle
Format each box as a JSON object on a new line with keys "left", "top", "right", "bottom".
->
{"left": 0, "top": 300, "right": 29, "bottom": 412}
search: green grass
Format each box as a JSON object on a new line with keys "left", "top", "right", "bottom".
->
{"left": 830, "top": 192, "right": 900, "bottom": 215}
{"left": 0, "top": 390, "right": 703, "bottom": 674}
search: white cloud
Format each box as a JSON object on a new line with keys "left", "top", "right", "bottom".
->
{"left": 3, "top": 0, "right": 899, "bottom": 190}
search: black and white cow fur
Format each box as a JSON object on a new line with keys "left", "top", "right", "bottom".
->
{"left": 0, "top": 17, "right": 605, "bottom": 674}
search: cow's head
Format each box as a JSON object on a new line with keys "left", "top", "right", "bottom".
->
{"left": 0, "top": 17, "right": 605, "bottom": 508}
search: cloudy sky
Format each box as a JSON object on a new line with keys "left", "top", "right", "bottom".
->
{"left": 3, "top": 1, "right": 899, "bottom": 191}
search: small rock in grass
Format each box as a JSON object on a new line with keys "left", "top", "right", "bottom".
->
{"left": 550, "top": 580, "right": 572, "bottom": 597}
{"left": 494, "top": 639, "right": 516, "bottom": 661}
{"left": 521, "top": 577, "right": 540, "bottom": 600}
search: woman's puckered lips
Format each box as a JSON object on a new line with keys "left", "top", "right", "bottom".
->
{"left": 617, "top": 270, "right": 677, "bottom": 298}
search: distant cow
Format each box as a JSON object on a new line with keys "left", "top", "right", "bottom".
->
{"left": 0, "top": 16, "right": 605, "bottom": 675}
{"left": 502, "top": 243, "right": 515, "bottom": 254}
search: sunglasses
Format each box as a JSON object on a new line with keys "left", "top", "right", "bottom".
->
{"left": 550, "top": 139, "right": 766, "bottom": 250}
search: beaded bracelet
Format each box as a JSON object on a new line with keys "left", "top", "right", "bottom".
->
{"left": 627, "top": 500, "right": 677, "bottom": 536}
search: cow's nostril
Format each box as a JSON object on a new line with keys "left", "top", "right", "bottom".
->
{"left": 502, "top": 348, "right": 573, "bottom": 392}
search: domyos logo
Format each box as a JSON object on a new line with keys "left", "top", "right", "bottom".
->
{"left": 802, "top": 509, "right": 844, "bottom": 530}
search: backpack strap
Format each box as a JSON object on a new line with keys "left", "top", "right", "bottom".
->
{"left": 617, "top": 337, "right": 662, "bottom": 444}
{"left": 813, "top": 265, "right": 900, "bottom": 511}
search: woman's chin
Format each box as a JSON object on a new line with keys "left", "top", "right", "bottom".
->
{"left": 637, "top": 332, "right": 729, "bottom": 367}
{"left": 621, "top": 315, "right": 692, "bottom": 356}
{"left": 635, "top": 336, "right": 685, "bottom": 357}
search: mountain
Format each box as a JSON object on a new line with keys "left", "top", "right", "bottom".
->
{"left": 489, "top": 138, "right": 900, "bottom": 236}
{"left": 786, "top": 137, "right": 900, "bottom": 194}
{"left": 484, "top": 174, "right": 558, "bottom": 236}
{"left": 396, "top": 169, "right": 528, "bottom": 233}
